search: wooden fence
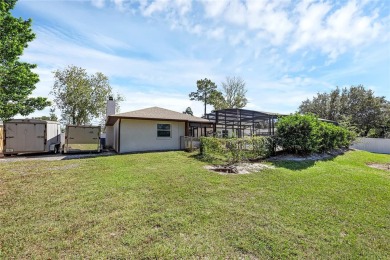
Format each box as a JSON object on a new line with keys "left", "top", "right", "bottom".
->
{"left": 351, "top": 138, "right": 390, "bottom": 154}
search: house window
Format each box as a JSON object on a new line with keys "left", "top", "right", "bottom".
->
{"left": 157, "top": 124, "right": 171, "bottom": 137}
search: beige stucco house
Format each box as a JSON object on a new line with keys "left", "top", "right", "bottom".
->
{"left": 105, "top": 107, "right": 213, "bottom": 153}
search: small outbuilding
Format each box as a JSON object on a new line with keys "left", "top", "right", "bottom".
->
{"left": 105, "top": 107, "right": 213, "bottom": 153}
{"left": 3, "top": 119, "right": 61, "bottom": 155}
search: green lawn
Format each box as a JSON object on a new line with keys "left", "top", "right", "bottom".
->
{"left": 1, "top": 150, "right": 389, "bottom": 258}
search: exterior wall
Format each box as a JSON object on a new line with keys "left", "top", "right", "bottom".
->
{"left": 119, "top": 119, "right": 185, "bottom": 153}
{"left": 113, "top": 120, "right": 120, "bottom": 152}
{"left": 105, "top": 126, "right": 114, "bottom": 148}
{"left": 351, "top": 138, "right": 390, "bottom": 154}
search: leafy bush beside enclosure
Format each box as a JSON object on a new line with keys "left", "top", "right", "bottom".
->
{"left": 276, "top": 113, "right": 355, "bottom": 154}
{"left": 200, "top": 136, "right": 274, "bottom": 163}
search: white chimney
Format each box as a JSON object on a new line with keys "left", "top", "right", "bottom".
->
{"left": 106, "top": 96, "right": 116, "bottom": 117}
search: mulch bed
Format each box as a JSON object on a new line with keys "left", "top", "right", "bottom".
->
{"left": 205, "top": 163, "right": 274, "bottom": 175}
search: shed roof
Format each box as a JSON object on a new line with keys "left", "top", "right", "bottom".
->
{"left": 106, "top": 107, "right": 211, "bottom": 126}
{"left": 4, "top": 119, "right": 59, "bottom": 124}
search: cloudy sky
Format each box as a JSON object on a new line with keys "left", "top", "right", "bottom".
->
{"left": 12, "top": 0, "right": 390, "bottom": 118}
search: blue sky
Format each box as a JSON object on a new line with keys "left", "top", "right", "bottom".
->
{"left": 12, "top": 0, "right": 390, "bottom": 118}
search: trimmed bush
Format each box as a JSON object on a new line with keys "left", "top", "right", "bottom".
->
{"left": 276, "top": 113, "right": 355, "bottom": 154}
{"left": 200, "top": 136, "right": 274, "bottom": 163}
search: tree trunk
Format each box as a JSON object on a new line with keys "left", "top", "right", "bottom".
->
{"left": 72, "top": 108, "right": 76, "bottom": 125}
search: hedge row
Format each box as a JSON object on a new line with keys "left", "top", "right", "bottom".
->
{"left": 200, "top": 136, "right": 274, "bottom": 163}
{"left": 276, "top": 113, "right": 355, "bottom": 154}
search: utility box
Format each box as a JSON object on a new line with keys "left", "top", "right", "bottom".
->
{"left": 63, "top": 125, "right": 101, "bottom": 153}
{"left": 3, "top": 119, "right": 61, "bottom": 155}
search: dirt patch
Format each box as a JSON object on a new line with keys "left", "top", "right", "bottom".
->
{"left": 268, "top": 148, "right": 348, "bottom": 162}
{"left": 367, "top": 163, "right": 390, "bottom": 171}
{"left": 205, "top": 163, "right": 274, "bottom": 175}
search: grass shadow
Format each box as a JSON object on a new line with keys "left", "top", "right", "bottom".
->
{"left": 268, "top": 154, "right": 339, "bottom": 171}
{"left": 188, "top": 152, "right": 228, "bottom": 165}
{"left": 188, "top": 150, "right": 345, "bottom": 171}
{"left": 269, "top": 160, "right": 316, "bottom": 171}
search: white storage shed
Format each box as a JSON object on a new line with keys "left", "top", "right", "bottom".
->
{"left": 3, "top": 119, "right": 61, "bottom": 155}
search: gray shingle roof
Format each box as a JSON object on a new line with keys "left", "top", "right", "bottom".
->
{"left": 106, "top": 107, "right": 211, "bottom": 126}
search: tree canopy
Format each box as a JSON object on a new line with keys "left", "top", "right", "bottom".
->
{"left": 51, "top": 65, "right": 122, "bottom": 125}
{"left": 189, "top": 77, "right": 248, "bottom": 115}
{"left": 183, "top": 107, "right": 193, "bottom": 116}
{"left": 299, "top": 85, "right": 389, "bottom": 137}
{"left": 213, "top": 76, "right": 248, "bottom": 110}
{"left": 33, "top": 106, "right": 58, "bottom": 121}
{"left": 189, "top": 78, "right": 219, "bottom": 116}
{"left": 0, "top": 0, "right": 50, "bottom": 120}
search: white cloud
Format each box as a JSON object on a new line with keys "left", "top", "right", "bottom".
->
{"left": 224, "top": 0, "right": 246, "bottom": 25}
{"left": 142, "top": 0, "right": 169, "bottom": 16}
{"left": 87, "top": 33, "right": 133, "bottom": 50}
{"left": 202, "top": 0, "right": 229, "bottom": 18}
{"left": 228, "top": 31, "right": 248, "bottom": 46}
{"left": 207, "top": 27, "right": 225, "bottom": 39}
{"left": 290, "top": 0, "right": 383, "bottom": 59}
{"left": 189, "top": 24, "right": 203, "bottom": 35}
{"left": 22, "top": 24, "right": 224, "bottom": 101}
{"left": 246, "top": 1, "right": 293, "bottom": 45}
{"left": 174, "top": 0, "right": 192, "bottom": 16}
{"left": 112, "top": 0, "right": 124, "bottom": 11}
{"left": 141, "top": 0, "right": 191, "bottom": 16}
{"left": 289, "top": 1, "right": 331, "bottom": 52}
{"left": 91, "top": 0, "right": 105, "bottom": 8}
{"left": 86, "top": 0, "right": 385, "bottom": 61}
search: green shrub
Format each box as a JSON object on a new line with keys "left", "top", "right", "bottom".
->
{"left": 200, "top": 136, "right": 274, "bottom": 163}
{"left": 276, "top": 113, "right": 355, "bottom": 154}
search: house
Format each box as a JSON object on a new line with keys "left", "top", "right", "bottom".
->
{"left": 105, "top": 106, "right": 213, "bottom": 153}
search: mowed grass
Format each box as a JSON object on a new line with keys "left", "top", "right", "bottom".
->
{"left": 0, "top": 150, "right": 389, "bottom": 258}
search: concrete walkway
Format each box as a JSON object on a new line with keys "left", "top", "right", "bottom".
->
{"left": 0, "top": 151, "right": 116, "bottom": 162}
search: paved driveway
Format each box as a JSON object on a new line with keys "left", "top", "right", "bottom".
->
{"left": 0, "top": 151, "right": 116, "bottom": 162}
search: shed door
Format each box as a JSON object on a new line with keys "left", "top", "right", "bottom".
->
{"left": 7, "top": 123, "right": 45, "bottom": 152}
{"left": 67, "top": 127, "right": 99, "bottom": 144}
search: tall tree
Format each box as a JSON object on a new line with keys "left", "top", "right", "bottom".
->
{"left": 299, "top": 85, "right": 387, "bottom": 136}
{"left": 214, "top": 76, "right": 248, "bottom": 110}
{"left": 51, "top": 65, "right": 122, "bottom": 125}
{"left": 189, "top": 78, "right": 220, "bottom": 116}
{"left": 0, "top": 0, "right": 50, "bottom": 120}
{"left": 183, "top": 107, "right": 193, "bottom": 116}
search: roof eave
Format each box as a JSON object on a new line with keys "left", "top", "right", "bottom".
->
{"left": 106, "top": 116, "right": 211, "bottom": 126}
